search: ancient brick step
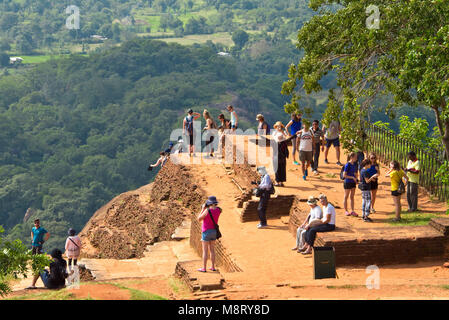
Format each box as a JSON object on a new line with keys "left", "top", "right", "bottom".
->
{"left": 429, "top": 217, "right": 449, "bottom": 236}
{"left": 175, "top": 260, "right": 225, "bottom": 292}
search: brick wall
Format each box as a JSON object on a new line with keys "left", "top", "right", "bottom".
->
{"left": 239, "top": 195, "right": 296, "bottom": 222}
{"left": 190, "top": 213, "right": 242, "bottom": 272}
{"left": 288, "top": 203, "right": 449, "bottom": 266}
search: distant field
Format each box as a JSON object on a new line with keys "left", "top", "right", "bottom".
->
{"left": 154, "top": 32, "right": 233, "bottom": 47}
{"left": 20, "top": 55, "right": 62, "bottom": 64}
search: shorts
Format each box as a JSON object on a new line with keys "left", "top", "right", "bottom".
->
{"left": 32, "top": 246, "right": 43, "bottom": 255}
{"left": 299, "top": 151, "right": 313, "bottom": 163}
{"left": 201, "top": 229, "right": 217, "bottom": 242}
{"left": 370, "top": 180, "right": 378, "bottom": 190}
{"left": 344, "top": 181, "right": 356, "bottom": 189}
{"left": 205, "top": 135, "right": 214, "bottom": 146}
{"left": 325, "top": 137, "right": 340, "bottom": 148}
{"left": 188, "top": 134, "right": 194, "bottom": 146}
{"left": 391, "top": 190, "right": 401, "bottom": 197}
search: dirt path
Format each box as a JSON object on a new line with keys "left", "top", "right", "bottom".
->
{"left": 188, "top": 137, "right": 449, "bottom": 299}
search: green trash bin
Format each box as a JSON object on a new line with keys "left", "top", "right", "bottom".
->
{"left": 313, "top": 246, "right": 336, "bottom": 279}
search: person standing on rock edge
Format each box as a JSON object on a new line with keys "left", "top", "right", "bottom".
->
{"left": 255, "top": 166, "right": 273, "bottom": 229}
{"left": 183, "top": 109, "right": 201, "bottom": 157}
{"left": 227, "top": 105, "right": 238, "bottom": 133}
{"left": 27, "top": 219, "right": 50, "bottom": 289}
{"left": 285, "top": 113, "right": 302, "bottom": 165}
{"left": 197, "top": 196, "right": 222, "bottom": 272}
{"left": 31, "top": 219, "right": 50, "bottom": 255}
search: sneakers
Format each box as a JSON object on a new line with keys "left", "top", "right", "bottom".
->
{"left": 257, "top": 223, "right": 268, "bottom": 229}
{"left": 303, "top": 175, "right": 307, "bottom": 181}
{"left": 363, "top": 217, "right": 373, "bottom": 222}
{"left": 313, "top": 170, "right": 319, "bottom": 175}
{"left": 324, "top": 159, "right": 329, "bottom": 164}
{"left": 293, "top": 161, "right": 299, "bottom": 165}
{"left": 350, "top": 212, "right": 359, "bottom": 217}
{"left": 305, "top": 169, "right": 308, "bottom": 177}
{"left": 336, "top": 161, "right": 343, "bottom": 166}
{"left": 371, "top": 208, "right": 376, "bottom": 214}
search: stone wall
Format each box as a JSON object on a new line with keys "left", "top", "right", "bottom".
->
{"left": 288, "top": 201, "right": 449, "bottom": 266}
{"left": 190, "top": 213, "right": 242, "bottom": 272}
{"left": 239, "top": 195, "right": 296, "bottom": 222}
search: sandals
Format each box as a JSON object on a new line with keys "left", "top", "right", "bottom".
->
{"left": 301, "top": 250, "right": 312, "bottom": 255}
{"left": 350, "top": 212, "right": 359, "bottom": 217}
{"left": 209, "top": 268, "right": 217, "bottom": 272}
{"left": 197, "top": 268, "right": 206, "bottom": 273}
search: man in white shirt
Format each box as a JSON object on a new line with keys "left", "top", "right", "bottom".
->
{"left": 292, "top": 196, "right": 323, "bottom": 253}
{"left": 301, "top": 194, "right": 336, "bottom": 255}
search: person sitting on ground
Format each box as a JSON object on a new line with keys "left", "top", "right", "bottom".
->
{"left": 27, "top": 249, "right": 68, "bottom": 290}
{"left": 65, "top": 228, "right": 82, "bottom": 273}
{"left": 285, "top": 113, "right": 302, "bottom": 165}
{"left": 359, "top": 159, "right": 379, "bottom": 222}
{"left": 254, "top": 166, "right": 273, "bottom": 229}
{"left": 148, "top": 152, "right": 168, "bottom": 171}
{"left": 296, "top": 120, "right": 314, "bottom": 181}
{"left": 343, "top": 152, "right": 359, "bottom": 217}
{"left": 301, "top": 194, "right": 336, "bottom": 255}
{"left": 292, "top": 196, "right": 323, "bottom": 253}
{"left": 197, "top": 196, "right": 222, "bottom": 272}
{"left": 385, "top": 160, "right": 409, "bottom": 221}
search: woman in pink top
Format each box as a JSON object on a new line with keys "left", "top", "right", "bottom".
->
{"left": 65, "top": 228, "right": 82, "bottom": 272}
{"left": 197, "top": 196, "right": 221, "bottom": 272}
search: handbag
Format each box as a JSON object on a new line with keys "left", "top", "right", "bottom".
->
{"left": 208, "top": 209, "right": 222, "bottom": 239}
{"left": 398, "top": 180, "right": 406, "bottom": 194}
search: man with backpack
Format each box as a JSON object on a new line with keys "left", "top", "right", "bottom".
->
{"left": 183, "top": 109, "right": 201, "bottom": 157}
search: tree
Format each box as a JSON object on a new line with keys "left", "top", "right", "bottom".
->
{"left": 0, "top": 226, "right": 50, "bottom": 296}
{"left": 232, "top": 29, "right": 249, "bottom": 49}
{"left": 0, "top": 52, "right": 9, "bottom": 67}
{"left": 282, "top": 1, "right": 449, "bottom": 159}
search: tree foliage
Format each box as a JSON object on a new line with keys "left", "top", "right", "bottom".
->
{"left": 0, "top": 226, "right": 51, "bottom": 296}
{"left": 282, "top": 0, "right": 449, "bottom": 160}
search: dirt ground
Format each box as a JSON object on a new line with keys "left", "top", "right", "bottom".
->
{"left": 6, "top": 138, "right": 449, "bottom": 300}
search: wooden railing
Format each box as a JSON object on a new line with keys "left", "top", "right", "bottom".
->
{"left": 365, "top": 122, "right": 449, "bottom": 202}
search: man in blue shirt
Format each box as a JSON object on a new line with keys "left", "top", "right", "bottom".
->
{"left": 31, "top": 219, "right": 50, "bottom": 255}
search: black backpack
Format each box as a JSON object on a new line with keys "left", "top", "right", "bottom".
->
{"left": 185, "top": 116, "right": 193, "bottom": 134}
{"left": 340, "top": 165, "right": 346, "bottom": 180}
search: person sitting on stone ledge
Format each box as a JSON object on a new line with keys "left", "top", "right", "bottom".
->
{"left": 301, "top": 194, "right": 336, "bottom": 255}
{"left": 292, "top": 195, "right": 323, "bottom": 253}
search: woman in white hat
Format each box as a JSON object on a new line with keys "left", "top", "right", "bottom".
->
{"left": 292, "top": 196, "right": 323, "bottom": 253}
{"left": 272, "top": 121, "right": 292, "bottom": 187}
